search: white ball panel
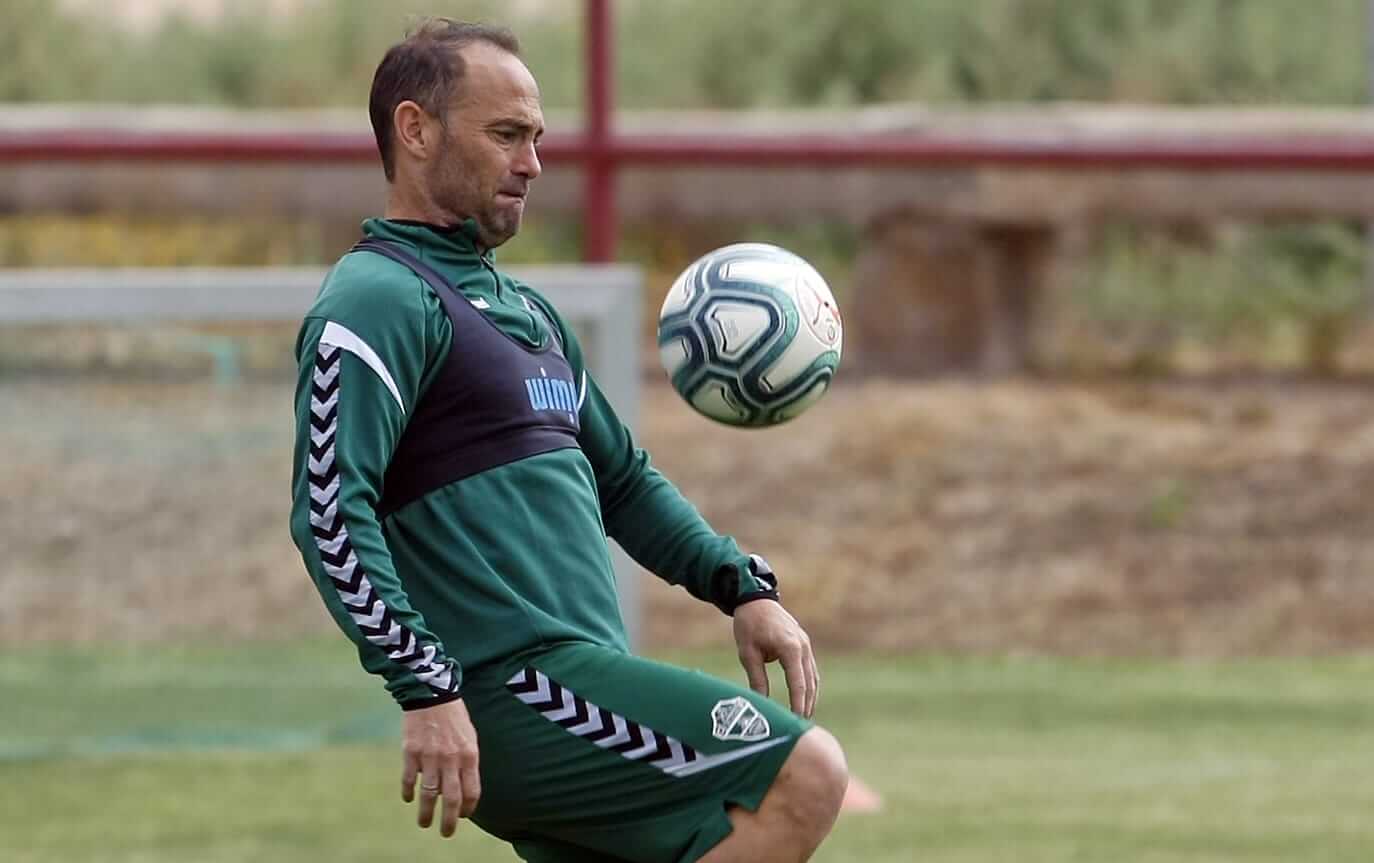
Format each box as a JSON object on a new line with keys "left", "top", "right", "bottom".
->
{"left": 715, "top": 242, "right": 790, "bottom": 258}
{"left": 721, "top": 258, "right": 799, "bottom": 291}
{"left": 658, "top": 336, "right": 692, "bottom": 377}
{"left": 795, "top": 271, "right": 821, "bottom": 321}
{"left": 759, "top": 320, "right": 829, "bottom": 393}
{"left": 707, "top": 300, "right": 773, "bottom": 361}
{"left": 771, "top": 378, "right": 830, "bottom": 423}
{"left": 690, "top": 380, "right": 751, "bottom": 424}
{"left": 659, "top": 265, "right": 697, "bottom": 318}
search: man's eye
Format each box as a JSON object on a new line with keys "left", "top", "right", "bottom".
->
{"left": 494, "top": 129, "right": 518, "bottom": 143}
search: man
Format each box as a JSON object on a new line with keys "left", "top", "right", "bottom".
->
{"left": 289, "top": 18, "right": 847, "bottom": 863}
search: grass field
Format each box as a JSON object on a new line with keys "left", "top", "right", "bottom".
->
{"left": 5, "top": 642, "right": 1374, "bottom": 862}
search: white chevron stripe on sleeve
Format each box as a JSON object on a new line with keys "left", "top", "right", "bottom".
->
{"left": 316, "top": 532, "right": 349, "bottom": 557}
{"left": 567, "top": 708, "right": 605, "bottom": 737}
{"left": 309, "top": 476, "right": 340, "bottom": 505}
{"left": 310, "top": 390, "right": 339, "bottom": 417}
{"left": 364, "top": 621, "right": 404, "bottom": 648}
{"left": 416, "top": 666, "right": 454, "bottom": 690}
{"left": 595, "top": 713, "right": 632, "bottom": 749}
{"left": 309, "top": 500, "right": 338, "bottom": 528}
{"left": 411, "top": 643, "right": 440, "bottom": 668}
{"left": 351, "top": 598, "right": 389, "bottom": 630}
{"left": 322, "top": 561, "right": 358, "bottom": 585}
{"left": 513, "top": 671, "right": 553, "bottom": 706}
{"left": 313, "top": 361, "right": 340, "bottom": 387}
{"left": 320, "top": 321, "right": 405, "bottom": 414}
{"left": 544, "top": 687, "right": 580, "bottom": 723}
{"left": 304, "top": 340, "right": 456, "bottom": 697}
{"left": 335, "top": 582, "right": 371, "bottom": 607}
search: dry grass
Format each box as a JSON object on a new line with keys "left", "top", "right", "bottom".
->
{"left": 642, "top": 377, "right": 1374, "bottom": 655}
{"left": 4, "top": 375, "right": 1374, "bottom": 656}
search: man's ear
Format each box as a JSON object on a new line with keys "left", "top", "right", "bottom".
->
{"left": 393, "top": 100, "right": 438, "bottom": 164}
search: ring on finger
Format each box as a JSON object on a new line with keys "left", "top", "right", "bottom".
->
{"left": 420, "top": 783, "right": 441, "bottom": 794}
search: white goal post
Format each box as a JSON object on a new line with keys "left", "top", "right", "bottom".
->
{"left": 0, "top": 264, "right": 646, "bottom": 645}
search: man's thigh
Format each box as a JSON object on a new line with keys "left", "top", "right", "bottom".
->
{"left": 463, "top": 642, "right": 811, "bottom": 863}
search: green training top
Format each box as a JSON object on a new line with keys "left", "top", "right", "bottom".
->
{"left": 288, "top": 218, "right": 771, "bottom": 710}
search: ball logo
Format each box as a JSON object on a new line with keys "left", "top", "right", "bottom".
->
{"left": 710, "top": 696, "right": 772, "bottom": 742}
{"left": 817, "top": 305, "right": 841, "bottom": 346}
{"left": 797, "top": 278, "right": 841, "bottom": 348}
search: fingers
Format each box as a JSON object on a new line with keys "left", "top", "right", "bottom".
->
{"left": 401, "top": 749, "right": 420, "bottom": 803}
{"left": 739, "top": 648, "right": 770, "bottom": 698}
{"left": 780, "top": 648, "right": 808, "bottom": 716}
{"left": 459, "top": 760, "right": 482, "bottom": 818}
{"left": 401, "top": 699, "right": 482, "bottom": 839}
{"left": 416, "top": 755, "right": 441, "bottom": 829}
{"left": 439, "top": 761, "right": 464, "bottom": 838}
{"left": 802, "top": 644, "right": 820, "bottom": 718}
{"left": 408, "top": 754, "right": 478, "bottom": 838}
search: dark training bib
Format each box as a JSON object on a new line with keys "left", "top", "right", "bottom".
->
{"left": 353, "top": 240, "right": 582, "bottom": 519}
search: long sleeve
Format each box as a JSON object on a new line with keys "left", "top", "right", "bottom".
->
{"left": 288, "top": 269, "right": 463, "bottom": 708}
{"left": 524, "top": 289, "right": 772, "bottom": 614}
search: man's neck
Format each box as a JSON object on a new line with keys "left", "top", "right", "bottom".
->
{"left": 382, "top": 194, "right": 487, "bottom": 254}
{"left": 385, "top": 179, "right": 462, "bottom": 226}
{"left": 384, "top": 199, "right": 456, "bottom": 228}
{"left": 385, "top": 204, "right": 488, "bottom": 254}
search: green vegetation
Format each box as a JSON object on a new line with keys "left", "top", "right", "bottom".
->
{"left": 1051, "top": 220, "right": 1369, "bottom": 373}
{"left": 5, "top": 642, "right": 1374, "bottom": 861}
{"left": 3, "top": 0, "right": 1368, "bottom": 108}
{"left": 3, "top": 0, "right": 1370, "bottom": 373}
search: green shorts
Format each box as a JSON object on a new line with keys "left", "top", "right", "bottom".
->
{"left": 461, "top": 641, "right": 811, "bottom": 863}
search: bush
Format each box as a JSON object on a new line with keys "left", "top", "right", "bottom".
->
{"left": 3, "top": 0, "right": 1367, "bottom": 108}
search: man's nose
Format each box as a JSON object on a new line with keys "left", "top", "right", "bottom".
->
{"left": 513, "top": 139, "right": 541, "bottom": 180}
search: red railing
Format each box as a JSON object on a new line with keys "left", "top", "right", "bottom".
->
{"left": 7, "top": 127, "right": 1374, "bottom": 170}
{"left": 3, "top": 0, "right": 1374, "bottom": 259}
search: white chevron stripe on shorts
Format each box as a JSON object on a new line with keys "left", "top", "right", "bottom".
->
{"left": 662, "top": 737, "right": 790, "bottom": 777}
{"left": 505, "top": 668, "right": 789, "bottom": 778}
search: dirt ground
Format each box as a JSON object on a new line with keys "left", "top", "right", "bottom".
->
{"left": 3, "top": 374, "right": 1373, "bottom": 657}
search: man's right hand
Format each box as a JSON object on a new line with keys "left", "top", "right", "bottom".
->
{"left": 400, "top": 698, "right": 481, "bottom": 838}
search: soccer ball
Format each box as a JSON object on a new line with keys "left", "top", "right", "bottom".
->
{"left": 657, "top": 242, "right": 843, "bottom": 427}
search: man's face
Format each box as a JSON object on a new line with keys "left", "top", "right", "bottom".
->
{"left": 428, "top": 43, "right": 544, "bottom": 249}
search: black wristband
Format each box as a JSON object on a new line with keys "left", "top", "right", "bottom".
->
{"left": 729, "top": 589, "right": 782, "bottom": 614}
{"left": 720, "top": 553, "right": 781, "bottom": 615}
{"left": 399, "top": 689, "right": 464, "bottom": 711}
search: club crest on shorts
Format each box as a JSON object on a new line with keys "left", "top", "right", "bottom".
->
{"left": 710, "top": 696, "right": 771, "bottom": 742}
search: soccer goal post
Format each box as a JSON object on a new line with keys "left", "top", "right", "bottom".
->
{"left": 0, "top": 264, "right": 647, "bottom": 646}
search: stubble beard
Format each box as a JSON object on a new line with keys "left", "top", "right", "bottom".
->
{"left": 478, "top": 203, "right": 520, "bottom": 249}
{"left": 425, "top": 152, "right": 468, "bottom": 227}
{"left": 425, "top": 154, "right": 520, "bottom": 250}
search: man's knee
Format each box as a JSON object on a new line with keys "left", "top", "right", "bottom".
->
{"left": 772, "top": 727, "right": 848, "bottom": 829}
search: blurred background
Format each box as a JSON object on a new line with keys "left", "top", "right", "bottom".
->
{"left": 5, "top": 1, "right": 1374, "bottom": 861}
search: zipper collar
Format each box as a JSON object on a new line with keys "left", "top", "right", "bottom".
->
{"left": 367, "top": 217, "right": 494, "bottom": 264}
